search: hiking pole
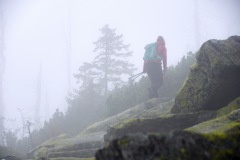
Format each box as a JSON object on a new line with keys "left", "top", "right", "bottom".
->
{"left": 128, "top": 72, "right": 144, "bottom": 85}
{"left": 128, "top": 72, "right": 143, "bottom": 81}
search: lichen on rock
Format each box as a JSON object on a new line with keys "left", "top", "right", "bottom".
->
{"left": 95, "top": 130, "right": 240, "bottom": 160}
{"left": 94, "top": 36, "right": 240, "bottom": 160}
{"left": 172, "top": 36, "right": 240, "bottom": 114}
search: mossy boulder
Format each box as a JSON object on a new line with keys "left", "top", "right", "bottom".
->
{"left": 104, "top": 110, "right": 216, "bottom": 143}
{"left": 30, "top": 133, "right": 103, "bottom": 160}
{"left": 186, "top": 97, "right": 240, "bottom": 134}
{"left": 104, "top": 96, "right": 240, "bottom": 144}
{"left": 216, "top": 96, "right": 240, "bottom": 118}
{"left": 172, "top": 36, "right": 240, "bottom": 114}
{"left": 98, "top": 88, "right": 240, "bottom": 160}
{"left": 95, "top": 129, "right": 240, "bottom": 160}
{"left": 81, "top": 98, "right": 174, "bottom": 135}
{"left": 28, "top": 134, "right": 71, "bottom": 159}
{"left": 30, "top": 98, "right": 172, "bottom": 160}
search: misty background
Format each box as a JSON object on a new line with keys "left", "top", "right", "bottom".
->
{"left": 0, "top": 0, "right": 240, "bottom": 135}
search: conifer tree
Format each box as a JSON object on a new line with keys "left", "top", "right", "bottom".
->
{"left": 93, "top": 24, "right": 136, "bottom": 95}
{"left": 74, "top": 62, "right": 100, "bottom": 94}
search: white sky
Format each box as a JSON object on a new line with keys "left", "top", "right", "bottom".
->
{"left": 0, "top": 0, "right": 240, "bottom": 130}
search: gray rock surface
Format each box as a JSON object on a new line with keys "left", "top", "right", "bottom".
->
{"left": 172, "top": 36, "right": 240, "bottom": 113}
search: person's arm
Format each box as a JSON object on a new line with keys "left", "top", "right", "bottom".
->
{"left": 162, "top": 47, "right": 167, "bottom": 74}
{"left": 143, "top": 60, "right": 146, "bottom": 73}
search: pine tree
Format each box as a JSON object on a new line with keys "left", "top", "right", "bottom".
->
{"left": 93, "top": 24, "right": 136, "bottom": 95}
{"left": 74, "top": 62, "right": 100, "bottom": 93}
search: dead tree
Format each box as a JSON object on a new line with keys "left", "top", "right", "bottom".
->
{"left": 27, "top": 121, "right": 34, "bottom": 148}
{"left": 0, "top": 11, "right": 5, "bottom": 146}
{"left": 17, "top": 108, "right": 25, "bottom": 139}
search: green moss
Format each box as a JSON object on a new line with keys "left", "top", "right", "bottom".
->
{"left": 113, "top": 118, "right": 138, "bottom": 129}
{"left": 190, "top": 63, "right": 198, "bottom": 71}
{"left": 202, "top": 132, "right": 227, "bottom": 142}
{"left": 186, "top": 109, "right": 240, "bottom": 134}
{"left": 217, "top": 97, "right": 240, "bottom": 117}
{"left": 35, "top": 147, "right": 48, "bottom": 159}
{"left": 34, "top": 134, "right": 72, "bottom": 151}
{"left": 180, "top": 148, "right": 187, "bottom": 157}
{"left": 202, "top": 130, "right": 240, "bottom": 160}
{"left": 117, "top": 137, "right": 129, "bottom": 146}
{"left": 186, "top": 97, "right": 240, "bottom": 134}
{"left": 211, "top": 149, "right": 234, "bottom": 160}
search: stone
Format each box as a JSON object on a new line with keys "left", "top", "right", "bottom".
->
{"left": 171, "top": 36, "right": 240, "bottom": 114}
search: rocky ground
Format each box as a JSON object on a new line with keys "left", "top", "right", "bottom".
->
{"left": 95, "top": 36, "right": 240, "bottom": 160}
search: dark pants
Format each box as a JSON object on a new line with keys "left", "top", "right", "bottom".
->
{"left": 145, "top": 62, "right": 163, "bottom": 98}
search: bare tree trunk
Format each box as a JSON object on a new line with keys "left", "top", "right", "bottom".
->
{"left": 17, "top": 108, "right": 25, "bottom": 139}
{"left": 0, "top": 11, "right": 5, "bottom": 146}
{"left": 27, "top": 121, "right": 34, "bottom": 148}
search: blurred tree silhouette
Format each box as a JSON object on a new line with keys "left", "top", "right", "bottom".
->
{"left": 92, "top": 24, "right": 136, "bottom": 95}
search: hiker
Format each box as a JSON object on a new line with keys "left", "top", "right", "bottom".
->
{"left": 142, "top": 36, "right": 167, "bottom": 98}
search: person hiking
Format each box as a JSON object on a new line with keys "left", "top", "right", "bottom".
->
{"left": 142, "top": 36, "right": 167, "bottom": 98}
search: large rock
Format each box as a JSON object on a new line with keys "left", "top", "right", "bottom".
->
{"left": 28, "top": 133, "right": 104, "bottom": 160}
{"left": 95, "top": 98, "right": 240, "bottom": 160}
{"left": 172, "top": 36, "right": 240, "bottom": 113}
{"left": 81, "top": 98, "right": 173, "bottom": 135}
{"left": 104, "top": 95, "right": 240, "bottom": 144}
{"left": 186, "top": 96, "right": 240, "bottom": 134}
{"left": 95, "top": 129, "right": 240, "bottom": 160}
{"left": 95, "top": 97, "right": 240, "bottom": 160}
{"left": 104, "top": 110, "right": 216, "bottom": 143}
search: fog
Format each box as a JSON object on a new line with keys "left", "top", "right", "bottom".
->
{"left": 0, "top": 0, "right": 239, "bottom": 132}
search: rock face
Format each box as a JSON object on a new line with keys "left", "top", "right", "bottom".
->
{"left": 28, "top": 132, "right": 104, "bottom": 160}
{"left": 96, "top": 129, "right": 240, "bottom": 160}
{"left": 95, "top": 96, "right": 240, "bottom": 160}
{"left": 172, "top": 36, "right": 240, "bottom": 113}
{"left": 104, "top": 110, "right": 216, "bottom": 143}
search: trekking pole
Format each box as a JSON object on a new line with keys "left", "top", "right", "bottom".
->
{"left": 128, "top": 72, "right": 143, "bottom": 81}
